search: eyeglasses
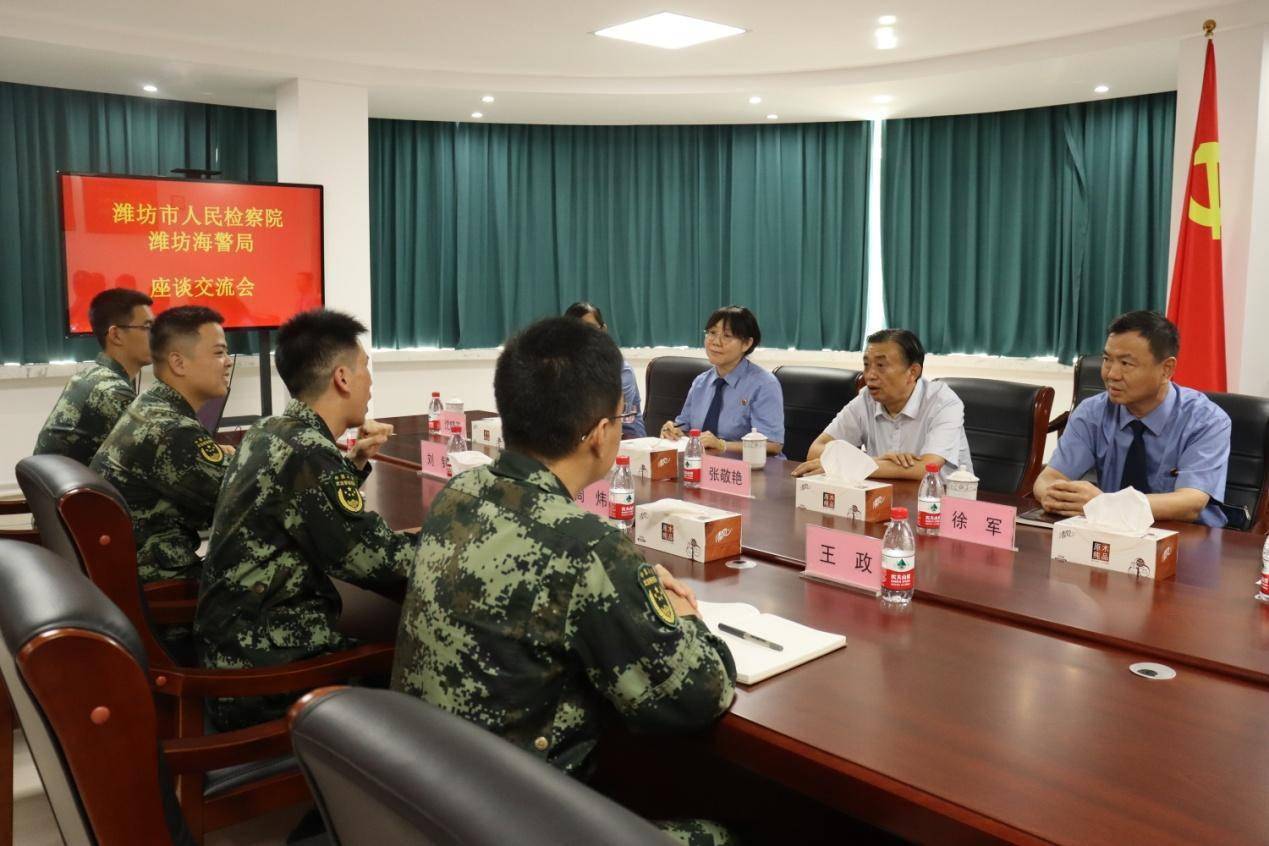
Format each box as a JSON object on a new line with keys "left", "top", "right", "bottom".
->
{"left": 581, "top": 409, "right": 639, "bottom": 441}
{"left": 116, "top": 323, "right": 154, "bottom": 332}
{"left": 704, "top": 330, "right": 739, "bottom": 343}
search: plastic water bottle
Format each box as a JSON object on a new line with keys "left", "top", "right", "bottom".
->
{"left": 609, "top": 455, "right": 635, "bottom": 529}
{"left": 1256, "top": 536, "right": 1269, "bottom": 604}
{"left": 881, "top": 507, "right": 916, "bottom": 606}
{"left": 428, "top": 392, "right": 443, "bottom": 433}
{"left": 916, "top": 462, "right": 943, "bottom": 536}
{"left": 446, "top": 424, "right": 466, "bottom": 477}
{"left": 683, "top": 429, "right": 703, "bottom": 489}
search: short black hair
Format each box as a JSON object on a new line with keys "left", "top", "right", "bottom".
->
{"left": 495, "top": 317, "right": 623, "bottom": 460}
{"left": 88, "top": 288, "right": 153, "bottom": 348}
{"left": 275, "top": 308, "right": 367, "bottom": 400}
{"left": 705, "top": 306, "right": 761, "bottom": 355}
{"left": 563, "top": 301, "right": 605, "bottom": 328}
{"left": 1107, "top": 310, "right": 1179, "bottom": 362}
{"left": 866, "top": 328, "right": 926, "bottom": 369}
{"left": 151, "top": 306, "right": 224, "bottom": 360}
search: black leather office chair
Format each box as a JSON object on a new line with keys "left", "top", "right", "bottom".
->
{"left": 773, "top": 366, "right": 862, "bottom": 461}
{"left": 288, "top": 687, "right": 670, "bottom": 846}
{"left": 0, "top": 539, "right": 194, "bottom": 845}
{"left": 643, "top": 356, "right": 712, "bottom": 437}
{"left": 937, "top": 378, "right": 1054, "bottom": 497}
{"left": 1205, "top": 391, "right": 1269, "bottom": 533}
{"left": 1049, "top": 354, "right": 1104, "bottom": 435}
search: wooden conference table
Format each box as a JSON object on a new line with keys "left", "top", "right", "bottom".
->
{"left": 356, "top": 414, "right": 1269, "bottom": 845}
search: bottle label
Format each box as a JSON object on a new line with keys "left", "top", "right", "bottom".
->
{"left": 1260, "top": 567, "right": 1269, "bottom": 596}
{"left": 882, "top": 551, "right": 915, "bottom": 591}
{"left": 917, "top": 496, "right": 941, "bottom": 529}
{"left": 609, "top": 489, "right": 635, "bottom": 521}
{"left": 684, "top": 455, "right": 701, "bottom": 482}
{"left": 428, "top": 413, "right": 440, "bottom": 432}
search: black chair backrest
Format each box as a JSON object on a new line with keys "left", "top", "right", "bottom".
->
{"left": 15, "top": 454, "right": 124, "bottom": 569}
{"left": 290, "top": 688, "right": 669, "bottom": 846}
{"left": 1205, "top": 391, "right": 1269, "bottom": 532}
{"left": 1071, "top": 354, "right": 1104, "bottom": 411}
{"left": 773, "top": 366, "right": 862, "bottom": 461}
{"left": 0, "top": 540, "right": 190, "bottom": 845}
{"left": 936, "top": 377, "right": 1053, "bottom": 497}
{"left": 643, "top": 356, "right": 712, "bottom": 438}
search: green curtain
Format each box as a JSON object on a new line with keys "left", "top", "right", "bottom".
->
{"left": 881, "top": 92, "right": 1175, "bottom": 362}
{"left": 0, "top": 81, "right": 276, "bottom": 363}
{"left": 370, "top": 120, "right": 872, "bottom": 350}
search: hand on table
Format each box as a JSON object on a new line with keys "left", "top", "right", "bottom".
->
{"left": 349, "top": 418, "right": 395, "bottom": 469}
{"left": 655, "top": 562, "right": 699, "bottom": 616}
{"left": 792, "top": 458, "right": 824, "bottom": 477}
{"left": 1040, "top": 480, "right": 1102, "bottom": 516}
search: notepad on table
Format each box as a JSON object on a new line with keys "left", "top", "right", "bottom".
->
{"left": 697, "top": 601, "right": 846, "bottom": 684}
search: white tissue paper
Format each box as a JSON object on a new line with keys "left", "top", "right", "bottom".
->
{"left": 820, "top": 440, "right": 878, "bottom": 483}
{"left": 795, "top": 441, "right": 892, "bottom": 522}
{"left": 1083, "top": 488, "right": 1154, "bottom": 535}
{"left": 1050, "top": 487, "right": 1178, "bottom": 580}
{"left": 448, "top": 450, "right": 494, "bottom": 475}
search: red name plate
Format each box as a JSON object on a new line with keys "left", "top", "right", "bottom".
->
{"left": 803, "top": 524, "right": 883, "bottom": 595}
{"left": 939, "top": 497, "right": 1017, "bottom": 550}
{"left": 574, "top": 480, "right": 611, "bottom": 517}
{"left": 700, "top": 454, "right": 752, "bottom": 498}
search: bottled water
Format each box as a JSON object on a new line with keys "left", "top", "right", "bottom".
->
{"left": 428, "top": 391, "right": 443, "bottom": 433}
{"left": 445, "top": 424, "right": 466, "bottom": 477}
{"left": 684, "top": 429, "right": 703, "bottom": 489}
{"left": 881, "top": 507, "right": 916, "bottom": 606}
{"left": 609, "top": 455, "right": 635, "bottom": 529}
{"left": 916, "top": 462, "right": 943, "bottom": 536}
{"left": 1256, "top": 536, "right": 1269, "bottom": 604}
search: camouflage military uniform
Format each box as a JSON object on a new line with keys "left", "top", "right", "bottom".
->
{"left": 33, "top": 353, "right": 135, "bottom": 465}
{"left": 195, "top": 398, "right": 416, "bottom": 729}
{"left": 90, "top": 379, "right": 228, "bottom": 583}
{"left": 391, "top": 450, "right": 737, "bottom": 844}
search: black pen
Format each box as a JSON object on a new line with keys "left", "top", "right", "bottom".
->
{"left": 718, "top": 622, "right": 783, "bottom": 652}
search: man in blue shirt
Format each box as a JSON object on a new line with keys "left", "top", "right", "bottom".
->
{"left": 1033, "top": 310, "right": 1231, "bottom": 527}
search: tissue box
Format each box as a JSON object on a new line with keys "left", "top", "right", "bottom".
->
{"left": 471, "top": 417, "right": 504, "bottom": 449}
{"left": 1050, "top": 516, "right": 1178, "bottom": 580}
{"left": 618, "top": 439, "right": 678, "bottom": 481}
{"left": 449, "top": 450, "right": 493, "bottom": 476}
{"left": 634, "top": 500, "right": 742, "bottom": 563}
{"left": 795, "top": 476, "right": 893, "bottom": 523}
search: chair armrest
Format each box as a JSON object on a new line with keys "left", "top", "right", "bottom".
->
{"left": 150, "top": 642, "right": 395, "bottom": 698}
{"left": 0, "top": 527, "right": 40, "bottom": 544}
{"left": 1046, "top": 411, "right": 1069, "bottom": 434}
{"left": 0, "top": 497, "right": 30, "bottom": 516}
{"left": 147, "top": 598, "right": 197, "bottom": 625}
{"left": 162, "top": 718, "right": 293, "bottom": 774}
{"left": 143, "top": 578, "right": 199, "bottom": 601}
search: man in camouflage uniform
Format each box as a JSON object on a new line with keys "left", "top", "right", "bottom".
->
{"left": 392, "top": 317, "right": 736, "bottom": 846}
{"left": 91, "top": 306, "right": 234, "bottom": 584}
{"left": 34, "top": 288, "right": 154, "bottom": 463}
{"left": 196, "top": 309, "right": 417, "bottom": 730}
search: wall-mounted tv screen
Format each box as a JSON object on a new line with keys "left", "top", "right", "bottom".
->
{"left": 60, "top": 173, "right": 324, "bottom": 333}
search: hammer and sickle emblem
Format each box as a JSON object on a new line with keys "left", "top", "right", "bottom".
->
{"left": 1187, "top": 141, "right": 1221, "bottom": 240}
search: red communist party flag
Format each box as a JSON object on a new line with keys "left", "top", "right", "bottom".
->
{"left": 1167, "top": 37, "right": 1226, "bottom": 391}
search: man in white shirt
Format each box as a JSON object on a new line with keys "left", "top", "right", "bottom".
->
{"left": 793, "top": 329, "right": 974, "bottom": 480}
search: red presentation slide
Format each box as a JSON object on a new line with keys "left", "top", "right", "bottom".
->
{"left": 60, "top": 173, "right": 324, "bottom": 333}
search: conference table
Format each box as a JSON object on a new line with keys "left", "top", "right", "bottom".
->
{"left": 356, "top": 414, "right": 1269, "bottom": 845}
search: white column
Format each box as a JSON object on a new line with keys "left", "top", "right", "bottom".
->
{"left": 274, "top": 79, "right": 372, "bottom": 339}
{"left": 1169, "top": 24, "right": 1269, "bottom": 396}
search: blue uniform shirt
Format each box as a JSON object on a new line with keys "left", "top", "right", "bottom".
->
{"left": 674, "top": 357, "right": 785, "bottom": 445}
{"left": 1048, "top": 384, "right": 1231, "bottom": 527}
{"left": 620, "top": 360, "right": 646, "bottom": 438}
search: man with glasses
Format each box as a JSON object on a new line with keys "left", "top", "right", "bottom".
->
{"left": 393, "top": 316, "right": 737, "bottom": 845}
{"left": 34, "top": 288, "right": 154, "bottom": 464}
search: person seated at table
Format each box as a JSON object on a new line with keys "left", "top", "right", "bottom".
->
{"left": 195, "top": 308, "right": 416, "bottom": 730}
{"left": 660, "top": 305, "right": 784, "bottom": 456}
{"left": 1033, "top": 310, "right": 1231, "bottom": 527}
{"left": 563, "top": 300, "right": 645, "bottom": 437}
{"left": 392, "top": 316, "right": 737, "bottom": 846}
{"left": 34, "top": 288, "right": 154, "bottom": 464}
{"left": 793, "top": 328, "right": 973, "bottom": 479}
{"left": 91, "top": 306, "right": 234, "bottom": 584}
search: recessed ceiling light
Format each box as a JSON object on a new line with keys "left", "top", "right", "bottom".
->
{"left": 878, "top": 14, "right": 897, "bottom": 25}
{"left": 1094, "top": 84, "right": 1110, "bottom": 94}
{"left": 749, "top": 95, "right": 762, "bottom": 105}
{"left": 872, "top": 94, "right": 894, "bottom": 104}
{"left": 481, "top": 95, "right": 495, "bottom": 103}
{"left": 766, "top": 113, "right": 779, "bottom": 120}
{"left": 874, "top": 27, "right": 897, "bottom": 49}
{"left": 594, "top": 12, "right": 745, "bottom": 50}
{"left": 142, "top": 84, "right": 158, "bottom": 93}
{"left": 471, "top": 112, "right": 483, "bottom": 119}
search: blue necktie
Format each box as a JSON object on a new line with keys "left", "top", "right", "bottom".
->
{"left": 1119, "top": 419, "right": 1150, "bottom": 493}
{"left": 702, "top": 377, "right": 727, "bottom": 435}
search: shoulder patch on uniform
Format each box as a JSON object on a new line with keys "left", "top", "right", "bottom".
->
{"left": 193, "top": 434, "right": 225, "bottom": 464}
{"left": 326, "top": 472, "right": 365, "bottom": 516}
{"left": 637, "top": 563, "right": 677, "bottom": 628}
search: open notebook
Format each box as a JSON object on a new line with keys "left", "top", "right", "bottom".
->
{"left": 697, "top": 601, "right": 846, "bottom": 685}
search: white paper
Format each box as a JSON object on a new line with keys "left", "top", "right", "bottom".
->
{"left": 697, "top": 601, "right": 847, "bottom": 684}
{"left": 638, "top": 498, "right": 731, "bottom": 524}
{"left": 448, "top": 450, "right": 493, "bottom": 475}
{"left": 820, "top": 440, "right": 877, "bottom": 483}
{"left": 1084, "top": 487, "right": 1154, "bottom": 535}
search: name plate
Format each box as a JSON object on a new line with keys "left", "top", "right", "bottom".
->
{"left": 803, "top": 524, "right": 882, "bottom": 595}
{"left": 419, "top": 440, "right": 451, "bottom": 479}
{"left": 700, "top": 454, "right": 752, "bottom": 498}
{"left": 939, "top": 497, "right": 1017, "bottom": 551}
{"left": 574, "top": 480, "right": 611, "bottom": 517}
{"left": 438, "top": 411, "right": 467, "bottom": 437}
